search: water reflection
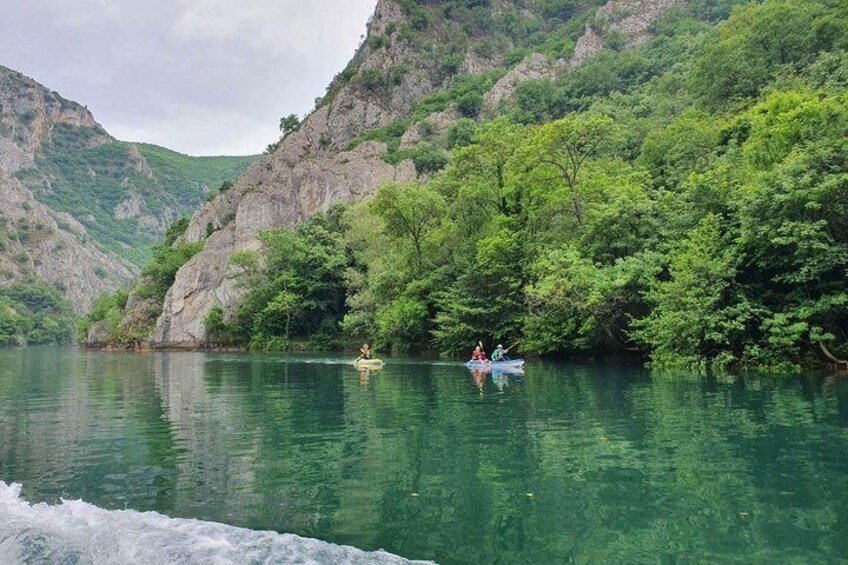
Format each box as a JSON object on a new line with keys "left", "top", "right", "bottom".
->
{"left": 0, "top": 349, "right": 846, "bottom": 564}
{"left": 356, "top": 365, "right": 382, "bottom": 387}
{"left": 470, "top": 368, "right": 486, "bottom": 393}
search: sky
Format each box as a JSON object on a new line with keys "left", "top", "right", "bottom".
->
{"left": 0, "top": 0, "right": 378, "bottom": 156}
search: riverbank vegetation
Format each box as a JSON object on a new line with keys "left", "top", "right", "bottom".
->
{"left": 201, "top": 0, "right": 848, "bottom": 371}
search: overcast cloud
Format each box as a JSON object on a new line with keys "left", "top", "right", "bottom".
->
{"left": 0, "top": 0, "right": 378, "bottom": 155}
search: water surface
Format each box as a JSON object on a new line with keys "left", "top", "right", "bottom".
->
{"left": 0, "top": 348, "right": 846, "bottom": 563}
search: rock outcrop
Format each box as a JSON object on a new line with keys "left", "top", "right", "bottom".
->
{"left": 483, "top": 0, "right": 686, "bottom": 110}
{"left": 0, "top": 66, "right": 108, "bottom": 174}
{"left": 483, "top": 53, "right": 559, "bottom": 111}
{"left": 571, "top": 0, "right": 685, "bottom": 67}
{"left": 151, "top": 0, "right": 686, "bottom": 347}
{"left": 0, "top": 169, "right": 135, "bottom": 313}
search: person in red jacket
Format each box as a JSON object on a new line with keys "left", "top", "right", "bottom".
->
{"left": 470, "top": 345, "right": 488, "bottom": 362}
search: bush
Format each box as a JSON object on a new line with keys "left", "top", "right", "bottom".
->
{"left": 359, "top": 69, "right": 387, "bottom": 93}
{"left": 368, "top": 34, "right": 389, "bottom": 49}
{"left": 0, "top": 283, "right": 75, "bottom": 346}
{"left": 140, "top": 241, "right": 204, "bottom": 301}
{"left": 457, "top": 92, "right": 484, "bottom": 118}
{"left": 77, "top": 289, "right": 128, "bottom": 343}
{"left": 446, "top": 119, "right": 477, "bottom": 149}
{"left": 441, "top": 53, "right": 464, "bottom": 76}
{"left": 515, "top": 79, "right": 557, "bottom": 124}
{"left": 164, "top": 217, "right": 190, "bottom": 246}
{"left": 389, "top": 65, "right": 410, "bottom": 86}
{"left": 412, "top": 146, "right": 449, "bottom": 175}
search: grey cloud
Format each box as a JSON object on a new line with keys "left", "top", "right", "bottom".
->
{"left": 0, "top": 0, "right": 377, "bottom": 155}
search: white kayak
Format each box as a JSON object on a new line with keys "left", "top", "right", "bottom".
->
{"left": 465, "top": 358, "right": 525, "bottom": 370}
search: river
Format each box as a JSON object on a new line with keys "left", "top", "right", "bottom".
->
{"left": 0, "top": 348, "right": 846, "bottom": 564}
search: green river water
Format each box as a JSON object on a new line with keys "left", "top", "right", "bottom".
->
{"left": 0, "top": 348, "right": 847, "bottom": 564}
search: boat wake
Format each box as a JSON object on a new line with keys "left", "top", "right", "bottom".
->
{"left": 0, "top": 482, "right": 431, "bottom": 565}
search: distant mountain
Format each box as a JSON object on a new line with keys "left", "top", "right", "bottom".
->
{"left": 0, "top": 167, "right": 135, "bottom": 312}
{"left": 0, "top": 65, "right": 255, "bottom": 267}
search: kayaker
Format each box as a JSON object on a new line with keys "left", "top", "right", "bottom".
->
{"left": 357, "top": 343, "right": 372, "bottom": 361}
{"left": 492, "top": 344, "right": 507, "bottom": 361}
{"left": 470, "top": 345, "right": 488, "bottom": 362}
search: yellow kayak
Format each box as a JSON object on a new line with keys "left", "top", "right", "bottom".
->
{"left": 354, "top": 358, "right": 384, "bottom": 368}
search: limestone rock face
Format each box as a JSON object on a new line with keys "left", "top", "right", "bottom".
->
{"left": 153, "top": 141, "right": 415, "bottom": 347}
{"left": 84, "top": 318, "right": 113, "bottom": 347}
{"left": 571, "top": 0, "right": 686, "bottom": 66}
{"left": 401, "top": 108, "right": 461, "bottom": 149}
{"left": 114, "top": 190, "right": 177, "bottom": 233}
{"left": 483, "top": 53, "right": 558, "bottom": 111}
{"left": 0, "top": 170, "right": 136, "bottom": 313}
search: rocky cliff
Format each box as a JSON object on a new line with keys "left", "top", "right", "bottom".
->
{"left": 0, "top": 169, "right": 135, "bottom": 313}
{"left": 151, "top": 0, "right": 685, "bottom": 347}
{"left": 0, "top": 68, "right": 106, "bottom": 175}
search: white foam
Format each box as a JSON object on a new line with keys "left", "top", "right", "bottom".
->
{"left": 0, "top": 482, "right": 432, "bottom": 565}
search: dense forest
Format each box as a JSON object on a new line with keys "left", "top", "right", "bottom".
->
{"left": 84, "top": 0, "right": 848, "bottom": 371}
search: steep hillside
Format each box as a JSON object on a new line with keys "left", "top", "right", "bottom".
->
{"left": 148, "top": 0, "right": 687, "bottom": 347}
{"left": 0, "top": 169, "right": 135, "bottom": 314}
{"left": 0, "top": 65, "right": 255, "bottom": 267}
{"left": 95, "top": 0, "right": 848, "bottom": 371}
{"left": 185, "top": 0, "right": 840, "bottom": 371}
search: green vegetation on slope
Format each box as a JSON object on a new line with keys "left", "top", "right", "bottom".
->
{"left": 134, "top": 144, "right": 255, "bottom": 203}
{"left": 198, "top": 0, "right": 848, "bottom": 372}
{"left": 78, "top": 217, "right": 203, "bottom": 345}
{"left": 317, "top": 0, "right": 608, "bottom": 110}
{"left": 0, "top": 283, "right": 75, "bottom": 346}
{"left": 16, "top": 128, "right": 253, "bottom": 266}
{"left": 205, "top": 206, "right": 351, "bottom": 351}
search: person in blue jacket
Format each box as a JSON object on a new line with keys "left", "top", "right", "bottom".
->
{"left": 491, "top": 344, "right": 507, "bottom": 361}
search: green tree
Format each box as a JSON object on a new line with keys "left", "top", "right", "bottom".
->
{"left": 632, "top": 215, "right": 753, "bottom": 371}
{"left": 279, "top": 114, "right": 301, "bottom": 137}
{"left": 526, "top": 114, "right": 620, "bottom": 226}
{"left": 370, "top": 182, "right": 446, "bottom": 274}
